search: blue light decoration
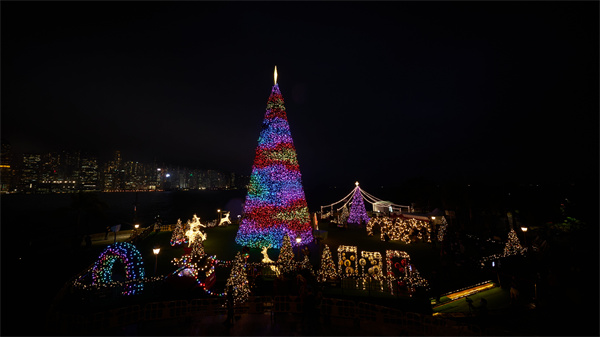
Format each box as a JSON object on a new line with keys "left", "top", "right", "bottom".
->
{"left": 235, "top": 67, "right": 313, "bottom": 249}
{"left": 91, "top": 242, "right": 145, "bottom": 295}
{"left": 348, "top": 183, "right": 370, "bottom": 225}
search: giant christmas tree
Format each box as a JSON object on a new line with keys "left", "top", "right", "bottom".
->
{"left": 235, "top": 67, "right": 313, "bottom": 249}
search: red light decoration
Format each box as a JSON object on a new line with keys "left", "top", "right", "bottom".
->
{"left": 235, "top": 69, "right": 313, "bottom": 249}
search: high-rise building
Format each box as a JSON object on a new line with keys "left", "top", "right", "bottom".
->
{"left": 21, "top": 153, "right": 42, "bottom": 193}
{"left": 79, "top": 154, "right": 100, "bottom": 191}
{"left": 1, "top": 139, "right": 14, "bottom": 193}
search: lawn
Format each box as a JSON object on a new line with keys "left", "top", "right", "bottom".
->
{"left": 130, "top": 220, "right": 490, "bottom": 299}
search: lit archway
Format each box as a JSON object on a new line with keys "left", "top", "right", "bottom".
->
{"left": 92, "top": 242, "right": 145, "bottom": 295}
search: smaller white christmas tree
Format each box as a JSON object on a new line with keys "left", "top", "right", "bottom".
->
{"left": 317, "top": 244, "right": 338, "bottom": 282}
{"left": 503, "top": 229, "right": 525, "bottom": 256}
{"left": 277, "top": 234, "right": 296, "bottom": 274}
{"left": 339, "top": 204, "right": 349, "bottom": 224}
{"left": 225, "top": 252, "right": 251, "bottom": 304}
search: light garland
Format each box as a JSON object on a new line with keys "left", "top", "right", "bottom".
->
{"left": 169, "top": 255, "right": 216, "bottom": 290}
{"left": 91, "top": 242, "right": 145, "bottom": 296}
{"left": 235, "top": 75, "right": 313, "bottom": 249}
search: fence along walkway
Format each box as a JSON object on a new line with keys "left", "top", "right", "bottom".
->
{"left": 46, "top": 295, "right": 484, "bottom": 335}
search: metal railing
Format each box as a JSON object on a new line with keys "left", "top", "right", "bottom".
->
{"left": 45, "top": 295, "right": 483, "bottom": 335}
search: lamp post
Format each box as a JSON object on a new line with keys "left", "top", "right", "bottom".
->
{"left": 520, "top": 226, "right": 528, "bottom": 246}
{"left": 153, "top": 246, "right": 161, "bottom": 276}
{"left": 132, "top": 223, "right": 140, "bottom": 238}
{"left": 296, "top": 237, "right": 302, "bottom": 261}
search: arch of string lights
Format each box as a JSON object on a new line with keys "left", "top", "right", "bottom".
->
{"left": 91, "top": 242, "right": 145, "bottom": 296}
{"left": 235, "top": 68, "right": 313, "bottom": 249}
{"left": 320, "top": 183, "right": 412, "bottom": 217}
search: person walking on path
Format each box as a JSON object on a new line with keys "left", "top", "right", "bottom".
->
{"left": 104, "top": 226, "right": 111, "bottom": 240}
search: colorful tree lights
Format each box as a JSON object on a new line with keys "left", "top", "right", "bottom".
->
{"left": 170, "top": 218, "right": 187, "bottom": 246}
{"left": 348, "top": 182, "right": 370, "bottom": 225}
{"left": 317, "top": 244, "right": 338, "bottom": 282}
{"left": 91, "top": 242, "right": 145, "bottom": 296}
{"left": 235, "top": 68, "right": 313, "bottom": 249}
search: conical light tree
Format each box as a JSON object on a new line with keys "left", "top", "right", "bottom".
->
{"left": 300, "top": 254, "right": 314, "bottom": 276}
{"left": 348, "top": 182, "right": 370, "bottom": 225}
{"left": 317, "top": 244, "right": 338, "bottom": 282}
{"left": 226, "top": 252, "right": 251, "bottom": 304}
{"left": 170, "top": 219, "right": 187, "bottom": 246}
{"left": 277, "top": 233, "right": 296, "bottom": 274}
{"left": 503, "top": 229, "right": 525, "bottom": 257}
{"left": 339, "top": 204, "right": 349, "bottom": 224}
{"left": 189, "top": 231, "right": 206, "bottom": 258}
{"left": 235, "top": 67, "right": 313, "bottom": 249}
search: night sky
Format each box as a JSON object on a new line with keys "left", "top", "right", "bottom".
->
{"left": 2, "top": 1, "right": 598, "bottom": 191}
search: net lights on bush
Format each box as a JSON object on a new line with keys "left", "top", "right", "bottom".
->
{"left": 91, "top": 242, "right": 145, "bottom": 296}
{"left": 235, "top": 67, "right": 313, "bottom": 249}
{"left": 368, "top": 216, "right": 432, "bottom": 243}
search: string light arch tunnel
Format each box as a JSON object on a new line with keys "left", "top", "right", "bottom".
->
{"left": 91, "top": 242, "right": 146, "bottom": 296}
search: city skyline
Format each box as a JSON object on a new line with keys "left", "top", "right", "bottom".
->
{"left": 1, "top": 146, "right": 242, "bottom": 193}
{"left": 2, "top": 2, "right": 598, "bottom": 191}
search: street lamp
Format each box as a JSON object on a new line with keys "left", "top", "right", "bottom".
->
{"left": 135, "top": 224, "right": 140, "bottom": 229}
{"left": 520, "top": 226, "right": 528, "bottom": 246}
{"left": 296, "top": 237, "right": 302, "bottom": 261}
{"left": 153, "top": 246, "right": 161, "bottom": 275}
